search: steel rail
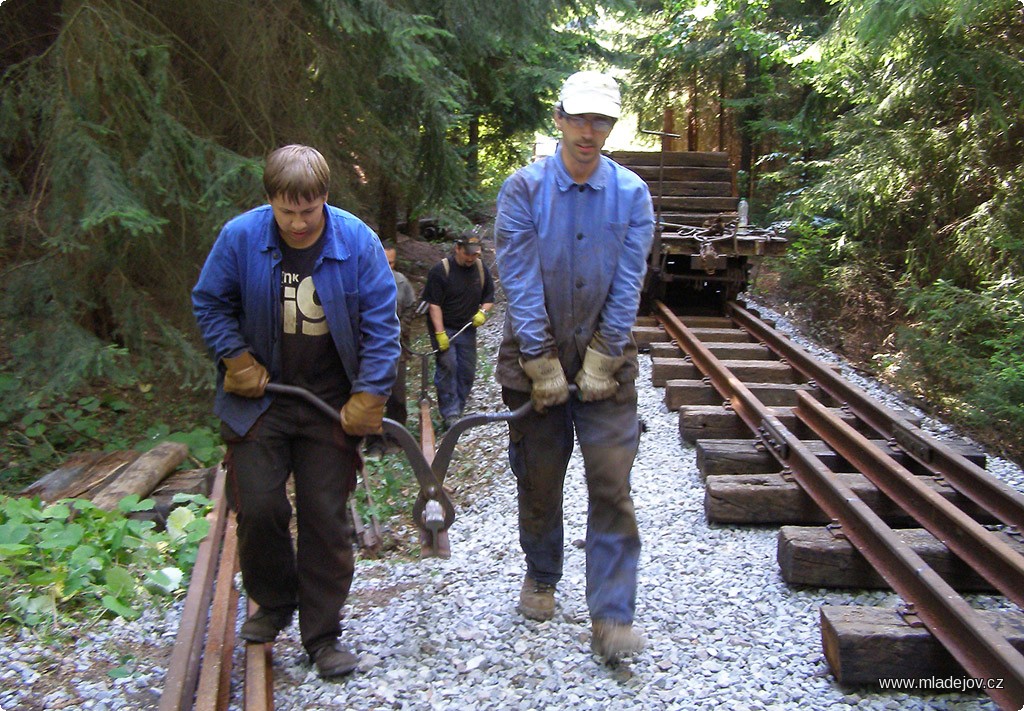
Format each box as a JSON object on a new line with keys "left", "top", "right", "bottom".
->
{"left": 243, "top": 600, "right": 273, "bottom": 710}
{"left": 194, "top": 512, "right": 241, "bottom": 711}
{"left": 728, "top": 299, "right": 1024, "bottom": 531}
{"left": 654, "top": 300, "right": 1024, "bottom": 710}
{"left": 796, "top": 390, "right": 1024, "bottom": 608}
{"left": 159, "top": 467, "right": 229, "bottom": 711}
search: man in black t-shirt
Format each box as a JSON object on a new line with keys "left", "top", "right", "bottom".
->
{"left": 423, "top": 231, "right": 495, "bottom": 429}
{"left": 192, "top": 145, "right": 399, "bottom": 680}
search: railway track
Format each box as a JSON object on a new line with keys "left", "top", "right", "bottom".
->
{"left": 157, "top": 360, "right": 495, "bottom": 711}
{"left": 636, "top": 299, "right": 1024, "bottom": 711}
{"left": 157, "top": 295, "right": 1024, "bottom": 710}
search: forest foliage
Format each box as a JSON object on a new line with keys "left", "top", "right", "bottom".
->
{"left": 627, "top": 0, "right": 1024, "bottom": 460}
{"left": 1, "top": 0, "right": 1022, "bottom": 487}
{"left": 0, "top": 0, "right": 614, "bottom": 488}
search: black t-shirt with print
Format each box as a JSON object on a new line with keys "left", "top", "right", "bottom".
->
{"left": 422, "top": 256, "right": 495, "bottom": 329}
{"left": 280, "top": 238, "right": 351, "bottom": 408}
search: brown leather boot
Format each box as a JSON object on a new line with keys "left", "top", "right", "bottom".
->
{"left": 518, "top": 575, "right": 556, "bottom": 621}
{"left": 239, "top": 605, "right": 294, "bottom": 644}
{"left": 312, "top": 641, "right": 359, "bottom": 678}
{"left": 591, "top": 620, "right": 645, "bottom": 662}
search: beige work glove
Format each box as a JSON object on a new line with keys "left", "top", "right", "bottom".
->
{"left": 222, "top": 352, "right": 269, "bottom": 398}
{"left": 340, "top": 391, "right": 388, "bottom": 436}
{"left": 520, "top": 354, "right": 570, "bottom": 412}
{"left": 574, "top": 346, "right": 626, "bottom": 402}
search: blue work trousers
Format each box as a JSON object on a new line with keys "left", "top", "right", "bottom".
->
{"left": 221, "top": 396, "right": 359, "bottom": 655}
{"left": 502, "top": 387, "right": 641, "bottom": 625}
{"left": 432, "top": 326, "right": 478, "bottom": 420}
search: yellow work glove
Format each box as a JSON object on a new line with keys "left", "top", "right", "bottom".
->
{"left": 222, "top": 352, "right": 269, "bottom": 398}
{"left": 520, "top": 354, "right": 570, "bottom": 412}
{"left": 574, "top": 346, "right": 626, "bottom": 402}
{"left": 340, "top": 392, "right": 388, "bottom": 436}
{"left": 472, "top": 309, "right": 487, "bottom": 327}
{"left": 435, "top": 331, "right": 450, "bottom": 352}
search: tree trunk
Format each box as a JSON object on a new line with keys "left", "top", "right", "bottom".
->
{"left": 467, "top": 114, "right": 480, "bottom": 183}
{"left": 687, "top": 68, "right": 698, "bottom": 151}
{"left": 378, "top": 177, "right": 399, "bottom": 244}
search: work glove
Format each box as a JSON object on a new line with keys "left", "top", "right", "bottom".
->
{"left": 222, "top": 352, "right": 269, "bottom": 398}
{"left": 574, "top": 345, "right": 626, "bottom": 402}
{"left": 340, "top": 391, "right": 388, "bottom": 436}
{"left": 435, "top": 331, "right": 450, "bottom": 352}
{"left": 520, "top": 354, "right": 570, "bottom": 412}
{"left": 472, "top": 309, "right": 487, "bottom": 328}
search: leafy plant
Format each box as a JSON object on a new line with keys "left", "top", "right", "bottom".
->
{"left": 0, "top": 493, "right": 211, "bottom": 629}
{"left": 356, "top": 456, "right": 417, "bottom": 529}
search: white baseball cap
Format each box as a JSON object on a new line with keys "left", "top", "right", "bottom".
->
{"left": 558, "top": 71, "right": 621, "bottom": 119}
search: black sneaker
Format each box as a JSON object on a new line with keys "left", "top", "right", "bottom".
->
{"left": 239, "top": 606, "right": 294, "bottom": 643}
{"left": 313, "top": 642, "right": 359, "bottom": 678}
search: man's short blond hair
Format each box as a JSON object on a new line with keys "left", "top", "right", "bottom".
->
{"left": 263, "top": 145, "right": 330, "bottom": 203}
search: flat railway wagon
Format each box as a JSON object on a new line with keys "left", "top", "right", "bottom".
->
{"left": 609, "top": 150, "right": 788, "bottom": 314}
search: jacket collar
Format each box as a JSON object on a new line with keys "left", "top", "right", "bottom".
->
{"left": 259, "top": 204, "right": 351, "bottom": 261}
{"left": 552, "top": 144, "right": 610, "bottom": 193}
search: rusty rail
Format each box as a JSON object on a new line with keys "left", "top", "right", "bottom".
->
{"left": 729, "top": 299, "right": 1024, "bottom": 530}
{"left": 159, "top": 466, "right": 273, "bottom": 711}
{"left": 655, "top": 299, "right": 1024, "bottom": 710}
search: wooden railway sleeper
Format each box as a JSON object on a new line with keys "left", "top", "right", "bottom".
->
{"left": 654, "top": 299, "right": 1024, "bottom": 709}
{"left": 729, "top": 299, "right": 1024, "bottom": 532}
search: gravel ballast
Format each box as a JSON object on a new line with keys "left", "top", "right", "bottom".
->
{"left": 2, "top": 300, "right": 1018, "bottom": 710}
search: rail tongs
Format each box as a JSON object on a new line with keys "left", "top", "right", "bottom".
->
{"left": 264, "top": 382, "right": 533, "bottom": 559}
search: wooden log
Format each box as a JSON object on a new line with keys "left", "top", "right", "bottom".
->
{"left": 21, "top": 450, "right": 140, "bottom": 501}
{"left": 698, "top": 439, "right": 840, "bottom": 477}
{"left": 667, "top": 380, "right": 827, "bottom": 409}
{"left": 609, "top": 150, "right": 731, "bottom": 168}
{"left": 653, "top": 195, "right": 738, "bottom": 212}
{"left": 628, "top": 165, "right": 733, "bottom": 183}
{"left": 696, "top": 438, "right": 986, "bottom": 477}
{"left": 704, "top": 472, "right": 997, "bottom": 525}
{"left": 652, "top": 180, "right": 735, "bottom": 197}
{"left": 820, "top": 604, "right": 1024, "bottom": 685}
{"left": 632, "top": 325, "right": 669, "bottom": 348}
{"left": 90, "top": 441, "right": 189, "bottom": 510}
{"left": 653, "top": 358, "right": 800, "bottom": 387}
{"left": 680, "top": 405, "right": 864, "bottom": 442}
{"left": 688, "top": 327, "right": 751, "bottom": 342}
{"left": 136, "top": 467, "right": 218, "bottom": 528}
{"left": 778, "top": 526, "right": 1024, "bottom": 591}
{"left": 650, "top": 341, "right": 775, "bottom": 360}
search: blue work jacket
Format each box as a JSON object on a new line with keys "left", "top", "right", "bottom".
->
{"left": 192, "top": 204, "right": 400, "bottom": 436}
{"left": 494, "top": 148, "right": 654, "bottom": 391}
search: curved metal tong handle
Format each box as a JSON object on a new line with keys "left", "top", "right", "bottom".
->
{"left": 263, "top": 382, "right": 564, "bottom": 554}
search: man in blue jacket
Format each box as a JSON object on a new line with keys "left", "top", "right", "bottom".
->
{"left": 192, "top": 145, "right": 400, "bottom": 678}
{"left": 494, "top": 71, "right": 654, "bottom": 663}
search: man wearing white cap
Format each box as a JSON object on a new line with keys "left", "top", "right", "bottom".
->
{"left": 494, "top": 70, "right": 655, "bottom": 662}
